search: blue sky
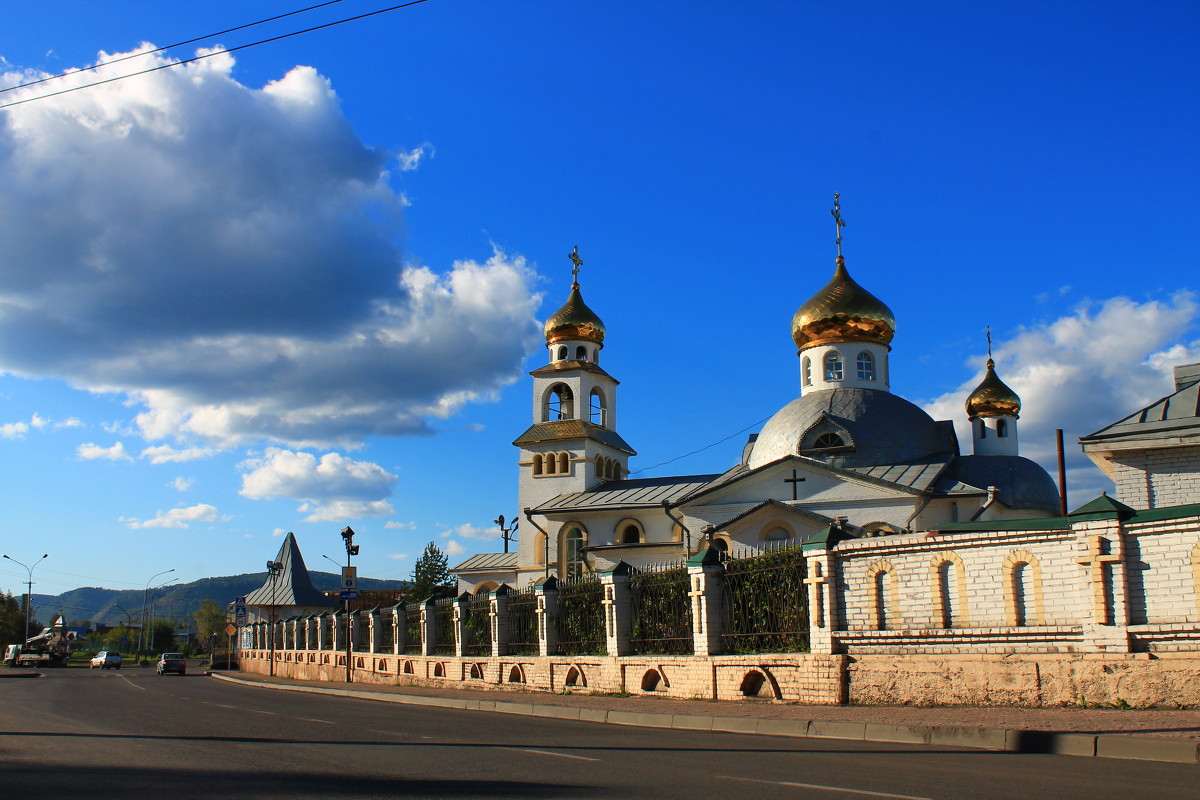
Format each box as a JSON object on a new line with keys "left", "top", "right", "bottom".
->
{"left": 1, "top": 0, "right": 1197, "bottom": 602}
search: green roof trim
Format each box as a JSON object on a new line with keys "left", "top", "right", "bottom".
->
{"left": 687, "top": 547, "right": 723, "bottom": 567}
{"left": 932, "top": 517, "right": 1069, "bottom": 533}
{"left": 1126, "top": 501, "right": 1200, "bottom": 524}
{"left": 533, "top": 575, "right": 558, "bottom": 592}
{"left": 1069, "top": 493, "right": 1136, "bottom": 521}
{"left": 801, "top": 524, "right": 856, "bottom": 552}
{"left": 599, "top": 560, "right": 631, "bottom": 577}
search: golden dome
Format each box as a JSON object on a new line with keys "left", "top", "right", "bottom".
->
{"left": 544, "top": 283, "right": 606, "bottom": 345}
{"left": 966, "top": 359, "right": 1021, "bottom": 419}
{"left": 791, "top": 257, "right": 895, "bottom": 350}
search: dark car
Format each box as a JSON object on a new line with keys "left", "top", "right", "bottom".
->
{"left": 156, "top": 653, "right": 186, "bottom": 675}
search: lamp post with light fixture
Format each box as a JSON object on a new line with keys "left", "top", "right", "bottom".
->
{"left": 2, "top": 553, "right": 47, "bottom": 644}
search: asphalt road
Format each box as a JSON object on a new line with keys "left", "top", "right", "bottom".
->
{"left": 0, "top": 666, "right": 1195, "bottom": 799}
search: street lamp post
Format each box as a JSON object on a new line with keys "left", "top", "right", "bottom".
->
{"left": 494, "top": 515, "right": 519, "bottom": 554}
{"left": 340, "top": 526, "right": 358, "bottom": 684}
{"left": 2, "top": 553, "right": 48, "bottom": 643}
{"left": 266, "top": 560, "right": 282, "bottom": 677}
{"left": 138, "top": 568, "right": 175, "bottom": 656}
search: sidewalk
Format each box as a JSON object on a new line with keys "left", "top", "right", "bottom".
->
{"left": 210, "top": 670, "right": 1200, "bottom": 765}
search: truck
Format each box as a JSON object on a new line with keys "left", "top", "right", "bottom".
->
{"left": 4, "top": 617, "right": 74, "bottom": 668}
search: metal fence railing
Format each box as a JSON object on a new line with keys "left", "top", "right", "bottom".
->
{"left": 719, "top": 544, "right": 809, "bottom": 654}
{"left": 506, "top": 590, "right": 539, "bottom": 655}
{"left": 432, "top": 597, "right": 455, "bottom": 655}
{"left": 556, "top": 578, "right": 606, "bottom": 655}
{"left": 463, "top": 593, "right": 492, "bottom": 656}
{"left": 630, "top": 564, "right": 693, "bottom": 655}
{"left": 404, "top": 605, "right": 422, "bottom": 654}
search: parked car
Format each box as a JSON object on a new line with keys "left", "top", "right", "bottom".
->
{"left": 90, "top": 651, "right": 122, "bottom": 670}
{"left": 156, "top": 652, "right": 186, "bottom": 675}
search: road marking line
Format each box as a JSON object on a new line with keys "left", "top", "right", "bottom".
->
{"left": 719, "top": 776, "right": 932, "bottom": 800}
{"left": 502, "top": 747, "right": 600, "bottom": 762}
{"left": 303, "top": 718, "right": 335, "bottom": 724}
{"left": 215, "top": 704, "right": 237, "bottom": 708}
{"left": 250, "top": 710, "right": 277, "bottom": 715}
{"left": 117, "top": 675, "right": 145, "bottom": 691}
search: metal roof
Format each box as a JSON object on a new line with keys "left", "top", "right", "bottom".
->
{"left": 512, "top": 419, "right": 637, "bottom": 455}
{"left": 1081, "top": 373, "right": 1200, "bottom": 444}
{"left": 534, "top": 474, "right": 721, "bottom": 513}
{"left": 244, "top": 533, "right": 338, "bottom": 609}
{"left": 451, "top": 552, "right": 519, "bottom": 572}
{"left": 709, "top": 498, "right": 834, "bottom": 531}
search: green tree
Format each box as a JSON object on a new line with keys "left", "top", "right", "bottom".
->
{"left": 147, "top": 620, "right": 176, "bottom": 653}
{"left": 193, "top": 599, "right": 226, "bottom": 643}
{"left": 0, "top": 592, "right": 25, "bottom": 644}
{"left": 409, "top": 541, "right": 450, "bottom": 600}
{"left": 102, "top": 625, "right": 135, "bottom": 652}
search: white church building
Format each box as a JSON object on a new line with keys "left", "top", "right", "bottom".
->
{"left": 453, "top": 207, "right": 1060, "bottom": 592}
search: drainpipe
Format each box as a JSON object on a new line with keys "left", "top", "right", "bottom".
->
{"left": 523, "top": 508, "right": 552, "bottom": 578}
{"left": 662, "top": 501, "right": 691, "bottom": 552}
{"left": 970, "top": 486, "right": 999, "bottom": 521}
{"left": 905, "top": 494, "right": 933, "bottom": 533}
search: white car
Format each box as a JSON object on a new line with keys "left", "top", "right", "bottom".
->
{"left": 90, "top": 651, "right": 122, "bottom": 669}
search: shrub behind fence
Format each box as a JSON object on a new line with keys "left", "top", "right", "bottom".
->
{"left": 463, "top": 593, "right": 492, "bottom": 656}
{"left": 720, "top": 544, "right": 809, "bottom": 653}
{"left": 506, "top": 589, "right": 539, "bottom": 655}
{"left": 432, "top": 598, "right": 455, "bottom": 655}
{"left": 404, "top": 605, "right": 422, "bottom": 654}
{"left": 630, "top": 565, "right": 693, "bottom": 655}
{"left": 556, "top": 578, "right": 605, "bottom": 655}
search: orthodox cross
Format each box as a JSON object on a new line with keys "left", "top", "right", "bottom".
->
{"left": 1075, "top": 536, "right": 1121, "bottom": 625}
{"left": 831, "top": 193, "right": 846, "bottom": 258}
{"left": 568, "top": 245, "right": 584, "bottom": 284}
{"left": 784, "top": 469, "right": 807, "bottom": 501}
{"left": 986, "top": 325, "right": 993, "bottom": 360}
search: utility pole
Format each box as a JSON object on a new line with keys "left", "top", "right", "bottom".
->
{"left": 2, "top": 553, "right": 47, "bottom": 643}
{"left": 340, "top": 526, "right": 358, "bottom": 684}
{"left": 138, "top": 568, "right": 174, "bottom": 656}
{"left": 266, "top": 560, "right": 282, "bottom": 677}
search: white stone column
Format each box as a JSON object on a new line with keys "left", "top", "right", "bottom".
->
{"left": 315, "top": 614, "right": 326, "bottom": 651}
{"left": 1073, "top": 516, "right": 1131, "bottom": 652}
{"left": 331, "top": 610, "right": 344, "bottom": 652}
{"left": 686, "top": 548, "right": 724, "bottom": 656}
{"left": 392, "top": 602, "right": 405, "bottom": 655}
{"left": 491, "top": 585, "right": 510, "bottom": 658}
{"left": 368, "top": 608, "right": 381, "bottom": 654}
{"left": 534, "top": 576, "right": 559, "bottom": 657}
{"left": 805, "top": 552, "right": 837, "bottom": 654}
{"left": 419, "top": 598, "right": 436, "bottom": 657}
{"left": 600, "top": 562, "right": 632, "bottom": 657}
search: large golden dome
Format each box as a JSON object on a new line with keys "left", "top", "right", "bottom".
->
{"left": 966, "top": 359, "right": 1021, "bottom": 419}
{"left": 791, "top": 257, "right": 895, "bottom": 350}
{"left": 544, "top": 283, "right": 606, "bottom": 345}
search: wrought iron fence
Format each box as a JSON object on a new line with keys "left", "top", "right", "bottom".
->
{"left": 377, "top": 610, "right": 396, "bottom": 653}
{"left": 463, "top": 593, "right": 492, "bottom": 656}
{"left": 556, "top": 578, "right": 606, "bottom": 655}
{"left": 353, "top": 614, "right": 370, "bottom": 652}
{"left": 506, "top": 589, "right": 539, "bottom": 655}
{"left": 404, "top": 605, "right": 422, "bottom": 654}
{"left": 630, "top": 564, "right": 693, "bottom": 655}
{"left": 719, "top": 544, "right": 809, "bottom": 653}
{"left": 432, "top": 597, "right": 455, "bottom": 655}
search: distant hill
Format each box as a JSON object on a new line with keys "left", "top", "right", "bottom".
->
{"left": 29, "top": 571, "right": 409, "bottom": 628}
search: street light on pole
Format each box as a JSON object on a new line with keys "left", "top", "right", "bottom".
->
{"left": 494, "top": 515, "right": 519, "bottom": 554}
{"left": 266, "top": 560, "right": 282, "bottom": 677}
{"left": 138, "top": 568, "right": 174, "bottom": 655}
{"left": 340, "top": 526, "right": 358, "bottom": 684}
{"left": 2, "top": 553, "right": 48, "bottom": 643}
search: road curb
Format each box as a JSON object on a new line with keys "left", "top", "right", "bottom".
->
{"left": 207, "top": 673, "right": 1199, "bottom": 765}
{"left": 0, "top": 670, "right": 42, "bottom": 679}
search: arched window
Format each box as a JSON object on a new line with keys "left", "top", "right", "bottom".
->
{"left": 996, "top": 419, "right": 1008, "bottom": 437}
{"left": 931, "top": 553, "right": 969, "bottom": 629}
{"left": 812, "top": 432, "right": 845, "bottom": 450}
{"left": 824, "top": 351, "right": 843, "bottom": 381}
{"left": 590, "top": 389, "right": 607, "bottom": 427}
{"left": 869, "top": 561, "right": 896, "bottom": 631}
{"left": 562, "top": 527, "right": 586, "bottom": 581}
{"left": 558, "top": 452, "right": 569, "bottom": 473}
{"left": 1004, "top": 550, "right": 1044, "bottom": 626}
{"left": 546, "top": 384, "right": 574, "bottom": 421}
{"left": 977, "top": 419, "right": 987, "bottom": 439}
{"left": 619, "top": 521, "right": 642, "bottom": 544}
{"left": 1011, "top": 562, "right": 1028, "bottom": 627}
{"left": 857, "top": 351, "right": 875, "bottom": 381}
{"left": 532, "top": 454, "right": 543, "bottom": 476}
{"left": 576, "top": 345, "right": 587, "bottom": 360}
{"left": 762, "top": 526, "right": 792, "bottom": 542}
{"left": 596, "top": 456, "right": 609, "bottom": 480}
{"left": 557, "top": 346, "right": 568, "bottom": 361}
{"left": 802, "top": 356, "right": 812, "bottom": 386}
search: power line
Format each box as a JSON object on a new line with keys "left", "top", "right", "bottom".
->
{"left": 0, "top": 0, "right": 435, "bottom": 111}
{"left": 627, "top": 414, "right": 773, "bottom": 476}
{"left": 0, "top": 0, "right": 352, "bottom": 97}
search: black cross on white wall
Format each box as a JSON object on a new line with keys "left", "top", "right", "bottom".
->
{"left": 784, "top": 469, "right": 807, "bottom": 501}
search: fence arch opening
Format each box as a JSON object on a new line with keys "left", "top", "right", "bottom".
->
{"left": 739, "top": 669, "right": 779, "bottom": 699}
{"left": 433, "top": 662, "right": 445, "bottom": 678}
{"left": 640, "top": 669, "right": 662, "bottom": 692}
{"left": 507, "top": 665, "right": 526, "bottom": 684}
{"left": 469, "top": 663, "right": 484, "bottom": 680}
{"left": 564, "top": 665, "right": 585, "bottom": 687}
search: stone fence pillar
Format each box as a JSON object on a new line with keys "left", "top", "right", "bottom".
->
{"left": 419, "top": 598, "right": 436, "bottom": 657}
{"left": 491, "top": 584, "right": 510, "bottom": 658}
{"left": 1070, "top": 500, "right": 1133, "bottom": 653}
{"left": 804, "top": 550, "right": 838, "bottom": 655}
{"left": 600, "top": 562, "right": 632, "bottom": 657}
{"left": 304, "top": 615, "right": 315, "bottom": 650}
{"left": 331, "top": 610, "right": 344, "bottom": 652}
{"left": 315, "top": 614, "right": 327, "bottom": 651}
{"left": 368, "top": 607, "right": 381, "bottom": 654}
{"left": 686, "top": 548, "right": 724, "bottom": 656}
{"left": 392, "top": 602, "right": 405, "bottom": 655}
{"left": 534, "top": 576, "right": 559, "bottom": 657}
{"left": 349, "top": 609, "right": 362, "bottom": 652}
{"left": 453, "top": 593, "right": 470, "bottom": 658}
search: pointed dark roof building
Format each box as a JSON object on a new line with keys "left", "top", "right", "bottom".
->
{"left": 244, "top": 532, "right": 337, "bottom": 610}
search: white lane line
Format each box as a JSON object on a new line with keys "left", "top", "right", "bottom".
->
{"left": 215, "top": 704, "right": 237, "bottom": 709}
{"left": 250, "top": 710, "right": 277, "bottom": 715}
{"left": 719, "top": 776, "right": 932, "bottom": 800}
{"left": 117, "top": 675, "right": 145, "bottom": 691}
{"left": 302, "top": 718, "right": 335, "bottom": 724}
{"left": 501, "top": 747, "right": 600, "bottom": 762}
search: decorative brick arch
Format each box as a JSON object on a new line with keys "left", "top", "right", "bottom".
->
{"left": 1003, "top": 549, "right": 1046, "bottom": 626}
{"left": 929, "top": 551, "right": 970, "bottom": 628}
{"left": 866, "top": 558, "right": 899, "bottom": 630}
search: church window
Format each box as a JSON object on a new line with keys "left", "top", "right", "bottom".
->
{"left": 762, "top": 526, "right": 792, "bottom": 542}
{"left": 1011, "top": 562, "right": 1028, "bottom": 627}
{"left": 812, "top": 432, "right": 845, "bottom": 450}
{"left": 869, "top": 560, "right": 896, "bottom": 630}
{"left": 977, "top": 419, "right": 987, "bottom": 439}
{"left": 1004, "top": 550, "right": 1044, "bottom": 626}
{"left": 802, "top": 357, "right": 812, "bottom": 386}
{"left": 596, "top": 456, "right": 609, "bottom": 480}
{"left": 824, "top": 351, "right": 843, "bottom": 381}
{"left": 857, "top": 351, "right": 875, "bottom": 381}
{"left": 558, "top": 452, "right": 569, "bottom": 473}
{"left": 590, "top": 389, "right": 608, "bottom": 427}
{"left": 576, "top": 345, "right": 588, "bottom": 360}
{"left": 562, "top": 526, "right": 586, "bottom": 581}
{"left": 996, "top": 419, "right": 1008, "bottom": 437}
{"left": 557, "top": 346, "right": 568, "bottom": 361}
{"left": 931, "top": 552, "right": 969, "bottom": 629}
{"left": 618, "top": 520, "right": 643, "bottom": 544}
{"left": 533, "top": 454, "right": 543, "bottom": 475}
{"left": 546, "top": 384, "right": 574, "bottom": 421}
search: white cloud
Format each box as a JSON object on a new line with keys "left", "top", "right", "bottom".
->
{"left": 240, "top": 448, "right": 396, "bottom": 501}
{"left": 396, "top": 143, "right": 431, "bottom": 171}
{"left": 1, "top": 421, "right": 29, "bottom": 439}
{"left": 122, "top": 502, "right": 220, "bottom": 529}
{"left": 272, "top": 528, "right": 288, "bottom": 537}
{"left": 55, "top": 417, "right": 83, "bottom": 429}
{"left": 77, "top": 441, "right": 133, "bottom": 461}
{"left": 923, "top": 292, "right": 1200, "bottom": 501}
{"left": 442, "top": 523, "right": 499, "bottom": 541}
{"left": 0, "top": 48, "right": 541, "bottom": 450}
{"left": 298, "top": 499, "right": 395, "bottom": 523}
{"left": 388, "top": 553, "right": 409, "bottom": 561}
{"left": 384, "top": 521, "right": 416, "bottom": 530}
{"left": 140, "top": 444, "right": 219, "bottom": 464}
{"left": 29, "top": 413, "right": 49, "bottom": 429}
{"left": 443, "top": 539, "right": 467, "bottom": 557}
{"left": 168, "top": 476, "right": 194, "bottom": 491}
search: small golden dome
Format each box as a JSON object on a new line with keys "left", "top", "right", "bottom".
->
{"left": 544, "top": 283, "right": 606, "bottom": 345}
{"left": 791, "top": 257, "right": 895, "bottom": 350}
{"left": 966, "top": 359, "right": 1021, "bottom": 419}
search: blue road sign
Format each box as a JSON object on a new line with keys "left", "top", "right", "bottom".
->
{"left": 340, "top": 590, "right": 358, "bottom": 601}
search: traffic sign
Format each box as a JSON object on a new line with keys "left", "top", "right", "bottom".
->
{"left": 340, "top": 590, "right": 358, "bottom": 601}
{"left": 234, "top": 611, "right": 247, "bottom": 626}
{"left": 340, "top": 566, "right": 357, "bottom": 590}
{"left": 225, "top": 624, "right": 236, "bottom": 635}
